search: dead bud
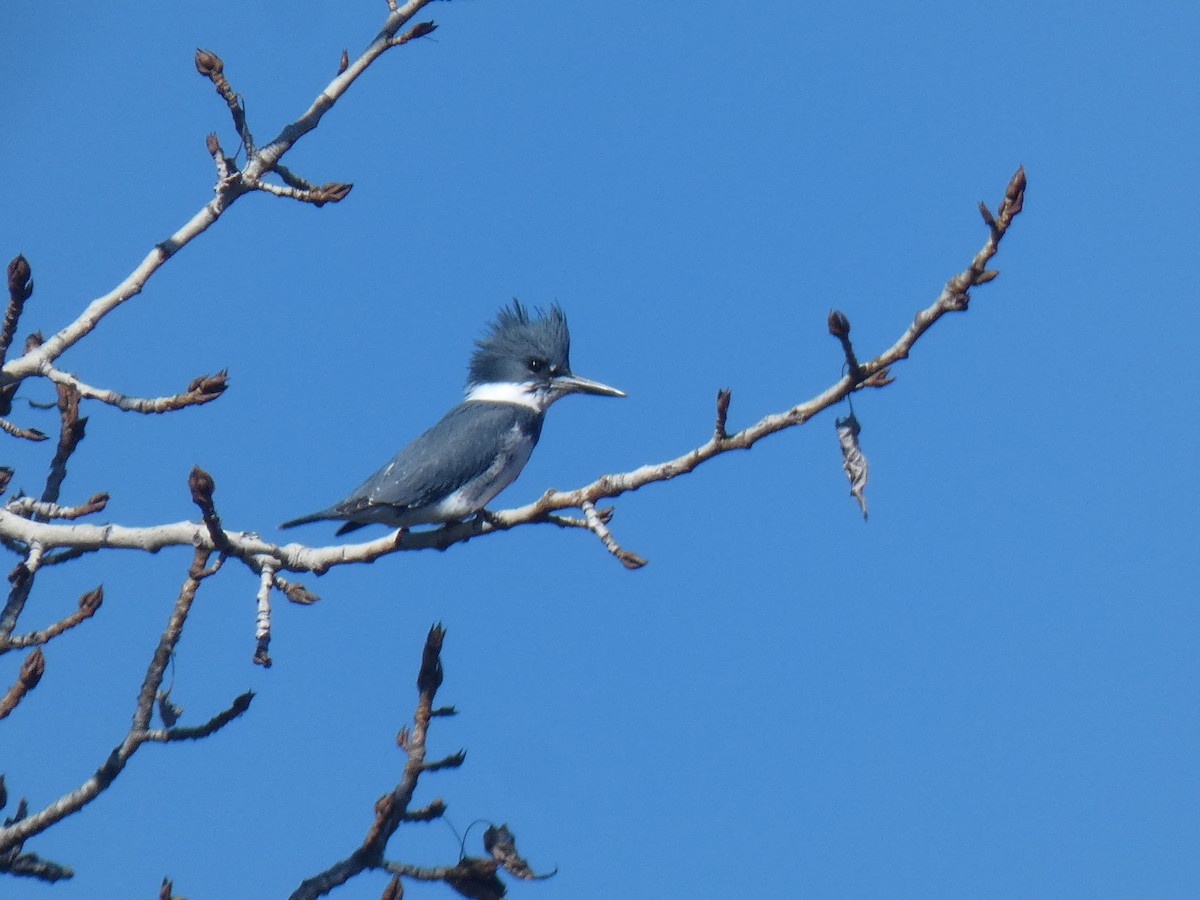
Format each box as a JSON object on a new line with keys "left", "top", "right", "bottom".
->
{"left": 283, "top": 582, "right": 320, "bottom": 605}
{"left": 23, "top": 330, "right": 43, "bottom": 353}
{"left": 205, "top": 132, "right": 221, "bottom": 156}
{"left": 978, "top": 201, "right": 997, "bottom": 229}
{"left": 7, "top": 255, "right": 33, "bottom": 304}
{"left": 188, "top": 369, "right": 229, "bottom": 396}
{"left": 79, "top": 585, "right": 104, "bottom": 614}
{"left": 1007, "top": 165, "right": 1027, "bottom": 202}
{"left": 20, "top": 647, "right": 45, "bottom": 689}
{"left": 188, "top": 465, "right": 216, "bottom": 507}
{"left": 337, "top": 49, "right": 349, "bottom": 76}
{"left": 714, "top": 387, "right": 732, "bottom": 439}
{"left": 827, "top": 309, "right": 851, "bottom": 338}
{"left": 194, "top": 48, "right": 224, "bottom": 78}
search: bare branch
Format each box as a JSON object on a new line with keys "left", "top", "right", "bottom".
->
{"left": 0, "top": 418, "right": 46, "bottom": 442}
{"left": 253, "top": 565, "right": 274, "bottom": 668}
{"left": 290, "top": 624, "right": 466, "bottom": 900}
{"left": 195, "top": 48, "right": 255, "bottom": 154}
{"left": 253, "top": 179, "right": 353, "bottom": 207}
{"left": 7, "top": 493, "right": 108, "bottom": 522}
{"left": 0, "top": 548, "right": 229, "bottom": 862}
{"left": 1, "top": 1, "right": 444, "bottom": 399}
{"left": 0, "top": 586, "right": 102, "bottom": 653}
{"left": 43, "top": 366, "right": 228, "bottom": 414}
{"left": 144, "top": 690, "right": 254, "bottom": 743}
{"left": 581, "top": 500, "right": 646, "bottom": 569}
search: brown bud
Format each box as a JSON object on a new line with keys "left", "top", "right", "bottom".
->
{"left": 978, "top": 201, "right": 997, "bottom": 229}
{"left": 283, "top": 582, "right": 320, "bottom": 605}
{"left": 188, "top": 369, "right": 228, "bottom": 396}
{"left": 194, "top": 48, "right": 224, "bottom": 78}
{"left": 975, "top": 269, "right": 1000, "bottom": 284}
{"left": 20, "top": 648, "right": 45, "bottom": 689}
{"left": 7, "top": 255, "right": 33, "bottom": 303}
{"left": 23, "top": 330, "right": 44, "bottom": 353}
{"left": 337, "top": 49, "right": 349, "bottom": 76}
{"left": 0, "top": 773, "right": 7, "bottom": 811}
{"left": 0, "top": 467, "right": 12, "bottom": 495}
{"left": 380, "top": 874, "right": 404, "bottom": 900}
{"left": 827, "top": 309, "right": 851, "bottom": 338}
{"left": 188, "top": 465, "right": 215, "bottom": 505}
{"left": 1007, "top": 165, "right": 1027, "bottom": 201}
{"left": 231, "top": 690, "right": 254, "bottom": 714}
{"left": 79, "top": 585, "right": 104, "bottom": 614}
{"left": 205, "top": 132, "right": 221, "bottom": 156}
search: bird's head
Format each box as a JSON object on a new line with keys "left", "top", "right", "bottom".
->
{"left": 466, "top": 300, "right": 625, "bottom": 411}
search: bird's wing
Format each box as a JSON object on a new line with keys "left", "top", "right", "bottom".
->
{"left": 329, "top": 401, "right": 539, "bottom": 518}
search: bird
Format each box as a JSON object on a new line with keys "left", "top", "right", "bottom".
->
{"left": 279, "top": 300, "right": 625, "bottom": 536}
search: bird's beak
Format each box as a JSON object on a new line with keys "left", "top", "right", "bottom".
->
{"left": 552, "top": 373, "right": 626, "bottom": 398}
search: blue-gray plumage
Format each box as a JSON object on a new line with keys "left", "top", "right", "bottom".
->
{"left": 280, "top": 301, "right": 624, "bottom": 536}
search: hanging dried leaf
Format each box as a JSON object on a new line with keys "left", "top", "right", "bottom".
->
{"left": 156, "top": 688, "right": 184, "bottom": 727}
{"left": 836, "top": 411, "right": 869, "bottom": 520}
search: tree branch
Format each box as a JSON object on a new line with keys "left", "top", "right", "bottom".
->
{"left": 0, "top": 547, "right": 249, "bottom": 873}
{"left": 0, "top": 166, "right": 1027, "bottom": 579}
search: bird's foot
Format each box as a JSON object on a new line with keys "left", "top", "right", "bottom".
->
{"left": 476, "top": 508, "right": 504, "bottom": 528}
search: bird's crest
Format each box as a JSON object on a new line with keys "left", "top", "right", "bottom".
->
{"left": 467, "top": 300, "right": 571, "bottom": 388}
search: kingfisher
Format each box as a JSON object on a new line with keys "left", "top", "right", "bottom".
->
{"left": 280, "top": 301, "right": 624, "bottom": 536}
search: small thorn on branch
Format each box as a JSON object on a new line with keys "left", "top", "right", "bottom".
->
{"left": 714, "top": 387, "right": 732, "bottom": 440}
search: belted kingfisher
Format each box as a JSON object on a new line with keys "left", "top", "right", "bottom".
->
{"left": 280, "top": 301, "right": 624, "bottom": 536}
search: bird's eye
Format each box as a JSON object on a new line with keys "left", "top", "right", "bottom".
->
{"left": 528, "top": 358, "right": 546, "bottom": 374}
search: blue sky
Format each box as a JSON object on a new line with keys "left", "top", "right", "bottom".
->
{"left": 2, "top": 1, "right": 1198, "bottom": 897}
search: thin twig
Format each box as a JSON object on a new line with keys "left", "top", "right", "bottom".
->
{"left": 43, "top": 366, "right": 227, "bottom": 414}
{"left": 0, "top": 548, "right": 249, "bottom": 867}
{"left": 290, "top": 624, "right": 464, "bottom": 900}
{"left": 0, "top": 586, "right": 102, "bottom": 654}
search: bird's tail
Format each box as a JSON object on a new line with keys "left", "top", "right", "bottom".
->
{"left": 278, "top": 511, "right": 330, "bottom": 529}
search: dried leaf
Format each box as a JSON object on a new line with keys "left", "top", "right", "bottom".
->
{"left": 836, "top": 411, "right": 869, "bottom": 520}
